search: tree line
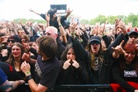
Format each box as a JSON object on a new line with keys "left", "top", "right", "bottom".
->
{"left": 80, "top": 13, "right": 138, "bottom": 27}
{"left": 13, "top": 13, "right": 138, "bottom": 27}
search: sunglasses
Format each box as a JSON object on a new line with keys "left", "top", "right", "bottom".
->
{"left": 129, "top": 35, "right": 137, "bottom": 39}
{"left": 90, "top": 41, "right": 100, "bottom": 45}
{"left": 8, "top": 39, "right": 15, "bottom": 43}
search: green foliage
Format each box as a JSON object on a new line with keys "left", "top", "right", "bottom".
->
{"left": 80, "top": 13, "right": 138, "bottom": 27}
{"left": 12, "top": 13, "right": 138, "bottom": 27}
{"left": 80, "top": 19, "right": 89, "bottom": 24}
{"left": 13, "top": 18, "right": 46, "bottom": 24}
{"left": 89, "top": 15, "right": 107, "bottom": 25}
{"left": 106, "top": 16, "right": 118, "bottom": 24}
{"left": 126, "top": 13, "right": 138, "bottom": 27}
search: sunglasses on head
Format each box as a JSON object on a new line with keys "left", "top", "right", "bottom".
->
{"left": 90, "top": 41, "right": 100, "bottom": 45}
{"left": 7, "top": 39, "right": 15, "bottom": 43}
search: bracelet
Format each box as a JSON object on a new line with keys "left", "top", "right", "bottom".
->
{"left": 26, "top": 75, "right": 32, "bottom": 81}
{"left": 25, "top": 71, "right": 31, "bottom": 75}
{"left": 59, "top": 24, "right": 62, "bottom": 27}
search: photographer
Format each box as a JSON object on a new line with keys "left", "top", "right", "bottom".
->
{"left": 0, "top": 33, "right": 9, "bottom": 62}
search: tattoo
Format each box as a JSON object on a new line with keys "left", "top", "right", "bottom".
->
{"left": 0, "top": 80, "right": 13, "bottom": 91}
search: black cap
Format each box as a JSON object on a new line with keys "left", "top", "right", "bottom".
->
{"left": 127, "top": 30, "right": 138, "bottom": 36}
{"left": 90, "top": 36, "right": 101, "bottom": 44}
{"left": 47, "top": 8, "right": 57, "bottom": 16}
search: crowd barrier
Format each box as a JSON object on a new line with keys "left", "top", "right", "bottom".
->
{"left": 24, "top": 83, "right": 111, "bottom": 92}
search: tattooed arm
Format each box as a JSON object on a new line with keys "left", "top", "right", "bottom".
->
{"left": 0, "top": 80, "right": 24, "bottom": 92}
{"left": 0, "top": 68, "right": 25, "bottom": 92}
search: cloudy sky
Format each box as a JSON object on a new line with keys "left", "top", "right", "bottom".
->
{"left": 0, "top": 0, "right": 138, "bottom": 21}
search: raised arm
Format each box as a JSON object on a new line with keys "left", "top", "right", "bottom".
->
{"left": 29, "top": 9, "right": 40, "bottom": 15}
{"left": 57, "top": 16, "right": 67, "bottom": 44}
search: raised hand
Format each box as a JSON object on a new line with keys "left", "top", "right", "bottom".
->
{"left": 63, "top": 59, "right": 71, "bottom": 70}
{"left": 112, "top": 40, "right": 124, "bottom": 54}
{"left": 29, "top": 9, "right": 33, "bottom": 12}
{"left": 112, "top": 40, "right": 125, "bottom": 58}
{"left": 66, "top": 8, "right": 73, "bottom": 16}
{"left": 22, "top": 53, "right": 30, "bottom": 62}
{"left": 72, "top": 59, "right": 80, "bottom": 68}
{"left": 115, "top": 19, "right": 127, "bottom": 35}
{"left": 21, "top": 61, "right": 31, "bottom": 76}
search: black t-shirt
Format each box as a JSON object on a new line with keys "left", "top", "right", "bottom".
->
{"left": 0, "top": 62, "right": 23, "bottom": 80}
{"left": 40, "top": 13, "right": 66, "bottom": 29}
{"left": 0, "top": 62, "right": 26, "bottom": 92}
{"left": 112, "top": 60, "right": 138, "bottom": 92}
{"left": 36, "top": 56, "right": 61, "bottom": 89}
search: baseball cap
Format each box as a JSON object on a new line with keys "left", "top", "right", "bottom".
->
{"left": 90, "top": 36, "right": 101, "bottom": 44}
{"left": 47, "top": 8, "right": 57, "bottom": 16}
{"left": 127, "top": 30, "right": 138, "bottom": 37}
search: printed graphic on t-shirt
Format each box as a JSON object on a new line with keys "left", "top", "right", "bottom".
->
{"left": 35, "top": 62, "right": 42, "bottom": 78}
{"left": 124, "top": 70, "right": 138, "bottom": 77}
{"left": 94, "top": 57, "right": 100, "bottom": 71}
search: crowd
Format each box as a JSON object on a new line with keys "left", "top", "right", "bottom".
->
{"left": 0, "top": 8, "right": 138, "bottom": 92}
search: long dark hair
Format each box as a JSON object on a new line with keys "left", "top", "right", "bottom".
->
{"left": 6, "top": 42, "right": 24, "bottom": 66}
{"left": 60, "top": 43, "right": 72, "bottom": 61}
{"left": 88, "top": 43, "right": 104, "bottom": 70}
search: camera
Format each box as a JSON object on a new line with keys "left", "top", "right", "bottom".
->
{"left": 0, "top": 43, "right": 7, "bottom": 51}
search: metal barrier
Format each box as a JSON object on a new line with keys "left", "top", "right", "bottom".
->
{"left": 57, "top": 84, "right": 110, "bottom": 88}
{"left": 24, "top": 83, "right": 111, "bottom": 92}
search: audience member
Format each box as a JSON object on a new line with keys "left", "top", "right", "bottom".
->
{"left": 6, "top": 42, "right": 35, "bottom": 79}
{"left": 127, "top": 30, "right": 138, "bottom": 44}
{"left": 111, "top": 43, "right": 138, "bottom": 92}
{"left": 21, "top": 36, "right": 61, "bottom": 92}
{"left": 85, "top": 25, "right": 128, "bottom": 92}
{"left": 55, "top": 38, "right": 89, "bottom": 92}
{"left": 45, "top": 26, "right": 65, "bottom": 59}
{"left": 0, "top": 61, "right": 25, "bottom": 92}
{"left": 0, "top": 68, "right": 25, "bottom": 92}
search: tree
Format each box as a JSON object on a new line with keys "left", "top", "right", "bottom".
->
{"left": 126, "top": 13, "right": 138, "bottom": 27}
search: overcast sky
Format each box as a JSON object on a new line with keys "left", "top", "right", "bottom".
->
{"left": 0, "top": 0, "right": 138, "bottom": 21}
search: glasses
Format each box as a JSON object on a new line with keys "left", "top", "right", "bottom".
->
{"left": 8, "top": 39, "right": 15, "bottom": 43}
{"left": 129, "top": 36, "right": 137, "bottom": 39}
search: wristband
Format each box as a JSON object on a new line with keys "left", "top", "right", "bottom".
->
{"left": 26, "top": 75, "right": 32, "bottom": 81}
{"left": 59, "top": 24, "right": 62, "bottom": 27}
{"left": 25, "top": 71, "right": 31, "bottom": 75}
